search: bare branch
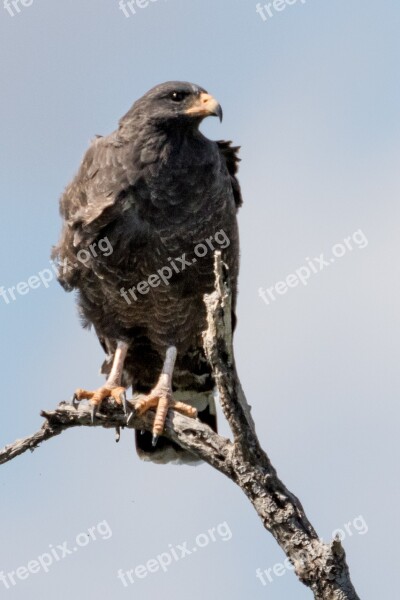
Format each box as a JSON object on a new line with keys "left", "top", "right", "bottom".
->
{"left": 0, "top": 251, "right": 361, "bottom": 600}
{"left": 0, "top": 403, "right": 234, "bottom": 475}
{"left": 203, "top": 252, "right": 257, "bottom": 449}
{"left": 202, "top": 253, "right": 360, "bottom": 600}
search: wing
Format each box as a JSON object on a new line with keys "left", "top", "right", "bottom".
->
{"left": 61, "top": 135, "right": 141, "bottom": 244}
{"left": 216, "top": 141, "right": 242, "bottom": 332}
{"left": 52, "top": 134, "right": 140, "bottom": 289}
{"left": 217, "top": 140, "right": 242, "bottom": 208}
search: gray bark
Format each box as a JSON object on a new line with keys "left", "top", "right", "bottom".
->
{"left": 0, "top": 252, "right": 360, "bottom": 600}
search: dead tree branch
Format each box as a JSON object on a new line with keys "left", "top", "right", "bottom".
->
{"left": 0, "top": 252, "right": 360, "bottom": 600}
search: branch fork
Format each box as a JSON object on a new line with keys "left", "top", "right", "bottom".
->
{"left": 0, "top": 251, "right": 360, "bottom": 600}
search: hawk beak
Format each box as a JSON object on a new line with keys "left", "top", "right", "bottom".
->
{"left": 185, "top": 93, "right": 223, "bottom": 122}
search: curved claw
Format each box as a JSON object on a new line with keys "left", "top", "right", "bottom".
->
{"left": 115, "top": 427, "right": 121, "bottom": 443}
{"left": 71, "top": 393, "right": 78, "bottom": 408}
{"left": 152, "top": 434, "right": 159, "bottom": 447}
{"left": 90, "top": 404, "right": 96, "bottom": 424}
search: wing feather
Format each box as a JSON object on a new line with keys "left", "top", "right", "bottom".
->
{"left": 217, "top": 140, "right": 243, "bottom": 208}
{"left": 53, "top": 134, "right": 139, "bottom": 288}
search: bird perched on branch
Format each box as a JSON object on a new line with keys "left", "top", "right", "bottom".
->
{"left": 53, "top": 81, "right": 242, "bottom": 464}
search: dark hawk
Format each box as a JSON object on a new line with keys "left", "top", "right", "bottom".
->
{"left": 53, "top": 81, "right": 242, "bottom": 464}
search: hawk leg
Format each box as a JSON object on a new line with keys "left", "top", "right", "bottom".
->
{"left": 72, "top": 341, "right": 129, "bottom": 422}
{"left": 135, "top": 346, "right": 197, "bottom": 446}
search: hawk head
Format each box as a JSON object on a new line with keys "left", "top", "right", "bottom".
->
{"left": 120, "top": 81, "right": 223, "bottom": 130}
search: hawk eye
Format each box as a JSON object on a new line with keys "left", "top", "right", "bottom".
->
{"left": 170, "top": 91, "right": 188, "bottom": 102}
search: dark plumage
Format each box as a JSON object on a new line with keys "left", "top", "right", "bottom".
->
{"left": 53, "top": 81, "right": 242, "bottom": 463}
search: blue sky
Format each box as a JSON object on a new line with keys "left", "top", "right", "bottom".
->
{"left": 0, "top": 1, "right": 399, "bottom": 598}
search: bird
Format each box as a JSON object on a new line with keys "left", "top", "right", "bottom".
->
{"left": 52, "top": 81, "right": 243, "bottom": 464}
